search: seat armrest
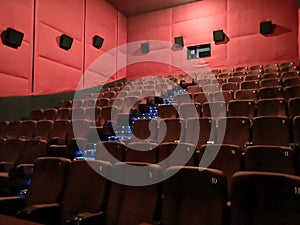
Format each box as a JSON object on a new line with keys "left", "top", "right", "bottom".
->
{"left": 66, "top": 211, "right": 105, "bottom": 225}
{"left": 18, "top": 203, "right": 60, "bottom": 224}
{"left": 0, "top": 196, "right": 24, "bottom": 215}
{"left": 16, "top": 164, "right": 34, "bottom": 176}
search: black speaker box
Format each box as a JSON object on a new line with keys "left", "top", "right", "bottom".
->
{"left": 3, "top": 28, "right": 24, "bottom": 48}
{"left": 59, "top": 34, "right": 73, "bottom": 50}
{"left": 141, "top": 42, "right": 149, "bottom": 53}
{"left": 93, "top": 35, "right": 104, "bottom": 49}
{"left": 213, "top": 30, "right": 225, "bottom": 42}
{"left": 174, "top": 36, "right": 184, "bottom": 48}
{"left": 260, "top": 21, "right": 273, "bottom": 35}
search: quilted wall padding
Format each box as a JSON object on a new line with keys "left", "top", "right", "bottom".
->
{"left": 33, "top": 0, "right": 85, "bottom": 94}
{"left": 127, "top": 0, "right": 299, "bottom": 79}
{"left": 0, "top": 0, "right": 126, "bottom": 97}
{"left": 0, "top": 0, "right": 34, "bottom": 96}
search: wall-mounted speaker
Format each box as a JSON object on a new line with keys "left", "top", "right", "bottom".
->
{"left": 213, "top": 30, "right": 225, "bottom": 42}
{"left": 93, "top": 35, "right": 104, "bottom": 49}
{"left": 174, "top": 36, "right": 184, "bottom": 48}
{"left": 59, "top": 34, "right": 73, "bottom": 50}
{"left": 141, "top": 42, "right": 149, "bottom": 53}
{"left": 260, "top": 21, "right": 273, "bottom": 35}
{"left": 3, "top": 28, "right": 24, "bottom": 48}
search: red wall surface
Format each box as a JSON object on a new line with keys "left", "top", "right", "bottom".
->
{"left": 0, "top": 0, "right": 126, "bottom": 97}
{"left": 127, "top": 0, "right": 299, "bottom": 79}
{"left": 0, "top": 0, "right": 34, "bottom": 96}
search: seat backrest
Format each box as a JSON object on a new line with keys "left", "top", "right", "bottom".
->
{"left": 96, "top": 141, "right": 126, "bottom": 163}
{"left": 105, "top": 162, "right": 162, "bottom": 225}
{"left": 132, "top": 118, "right": 158, "bottom": 142}
{"left": 256, "top": 98, "right": 286, "bottom": 117}
{"left": 16, "top": 139, "right": 47, "bottom": 165}
{"left": 231, "top": 171, "right": 300, "bottom": 225}
{"left": 217, "top": 117, "right": 250, "bottom": 150}
{"left": 34, "top": 120, "right": 54, "bottom": 139}
{"left": 126, "top": 142, "right": 159, "bottom": 163}
{"left": 252, "top": 116, "right": 290, "bottom": 146}
{"left": 25, "top": 157, "right": 71, "bottom": 207}
{"left": 60, "top": 160, "right": 111, "bottom": 223}
{"left": 185, "top": 118, "right": 216, "bottom": 148}
{"left": 5, "top": 121, "right": 22, "bottom": 139}
{"left": 245, "top": 145, "right": 296, "bottom": 174}
{"left": 162, "top": 167, "right": 227, "bottom": 225}
{"left": 157, "top": 118, "right": 184, "bottom": 143}
{"left": 228, "top": 100, "right": 256, "bottom": 118}
{"left": 0, "top": 121, "right": 9, "bottom": 139}
{"left": 158, "top": 104, "right": 178, "bottom": 119}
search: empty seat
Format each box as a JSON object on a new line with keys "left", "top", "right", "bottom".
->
{"left": 48, "top": 120, "right": 70, "bottom": 143}
{"left": 158, "top": 104, "right": 178, "bottom": 119}
{"left": 240, "top": 81, "right": 259, "bottom": 90}
{"left": 5, "top": 121, "right": 22, "bottom": 139}
{"left": 81, "top": 99, "right": 96, "bottom": 108}
{"left": 43, "top": 108, "right": 58, "bottom": 120}
{"left": 293, "top": 116, "right": 300, "bottom": 145}
{"left": 252, "top": 116, "right": 290, "bottom": 146}
{"left": 258, "top": 86, "right": 283, "bottom": 99}
{"left": 235, "top": 66, "right": 248, "bottom": 72}
{"left": 249, "top": 65, "right": 263, "bottom": 71}
{"left": 262, "top": 72, "right": 280, "bottom": 79}
{"left": 260, "top": 78, "right": 281, "bottom": 87}
{"left": 193, "top": 92, "right": 212, "bottom": 104}
{"left": 105, "top": 162, "right": 162, "bottom": 225}
{"left": 71, "top": 107, "right": 86, "bottom": 120}
{"left": 244, "top": 74, "right": 261, "bottom": 81}
{"left": 157, "top": 118, "right": 184, "bottom": 143}
{"left": 178, "top": 103, "right": 201, "bottom": 119}
{"left": 174, "top": 93, "right": 192, "bottom": 106}
{"left": 202, "top": 84, "right": 220, "bottom": 93}
{"left": 158, "top": 142, "right": 197, "bottom": 167}
{"left": 221, "top": 82, "right": 239, "bottom": 92}
{"left": 72, "top": 100, "right": 83, "bottom": 108}
{"left": 30, "top": 109, "right": 44, "bottom": 121}
{"left": 0, "top": 121, "right": 9, "bottom": 139}
{"left": 185, "top": 118, "right": 216, "bottom": 149}
{"left": 281, "top": 71, "right": 300, "bottom": 80}
{"left": 34, "top": 120, "right": 53, "bottom": 140}
{"left": 256, "top": 98, "right": 286, "bottom": 116}
{"left": 282, "top": 77, "right": 300, "bottom": 88}
{"left": 59, "top": 100, "right": 72, "bottom": 109}
{"left": 231, "top": 171, "right": 300, "bottom": 225}
{"left": 213, "top": 91, "right": 234, "bottom": 104}
{"left": 289, "top": 97, "right": 300, "bottom": 118}
{"left": 103, "top": 91, "right": 116, "bottom": 99}
{"left": 96, "top": 141, "right": 126, "bottom": 163}
{"left": 217, "top": 117, "right": 250, "bottom": 150}
{"left": 0, "top": 157, "right": 71, "bottom": 218}
{"left": 132, "top": 118, "right": 158, "bottom": 142}
{"left": 202, "top": 102, "right": 227, "bottom": 118}
{"left": 84, "top": 107, "right": 102, "bottom": 123}
{"left": 235, "top": 89, "right": 258, "bottom": 101}
{"left": 284, "top": 85, "right": 300, "bottom": 100}
{"left": 245, "top": 145, "right": 296, "bottom": 174}
{"left": 123, "top": 96, "right": 140, "bottom": 113}
{"left": 162, "top": 167, "right": 227, "bottom": 225}
{"left": 228, "top": 76, "right": 243, "bottom": 83}
{"left": 56, "top": 108, "right": 72, "bottom": 120}
{"left": 97, "top": 106, "right": 118, "bottom": 127}
{"left": 125, "top": 142, "right": 159, "bottom": 163}
{"left": 198, "top": 144, "right": 242, "bottom": 195}
{"left": 0, "top": 139, "right": 24, "bottom": 171}
{"left": 58, "top": 160, "right": 111, "bottom": 224}
{"left": 228, "top": 100, "right": 256, "bottom": 118}
{"left": 19, "top": 120, "right": 37, "bottom": 139}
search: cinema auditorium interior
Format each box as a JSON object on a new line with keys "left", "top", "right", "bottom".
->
{"left": 1, "top": 0, "right": 300, "bottom": 224}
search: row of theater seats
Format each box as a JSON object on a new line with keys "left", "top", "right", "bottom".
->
{"left": 0, "top": 157, "right": 300, "bottom": 225}
{"left": 1, "top": 115, "right": 299, "bottom": 159}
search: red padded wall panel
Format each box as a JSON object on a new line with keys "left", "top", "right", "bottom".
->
{"left": 298, "top": 9, "right": 300, "bottom": 59}
{"left": 227, "top": 0, "right": 298, "bottom": 67}
{"left": 84, "top": 0, "right": 118, "bottom": 87}
{"left": 127, "top": 0, "right": 299, "bottom": 78}
{"left": 34, "top": 0, "right": 84, "bottom": 94}
{"left": 0, "top": 0, "right": 34, "bottom": 96}
{"left": 116, "top": 12, "right": 127, "bottom": 80}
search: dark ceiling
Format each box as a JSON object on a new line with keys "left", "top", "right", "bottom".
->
{"left": 106, "top": 0, "right": 200, "bottom": 17}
